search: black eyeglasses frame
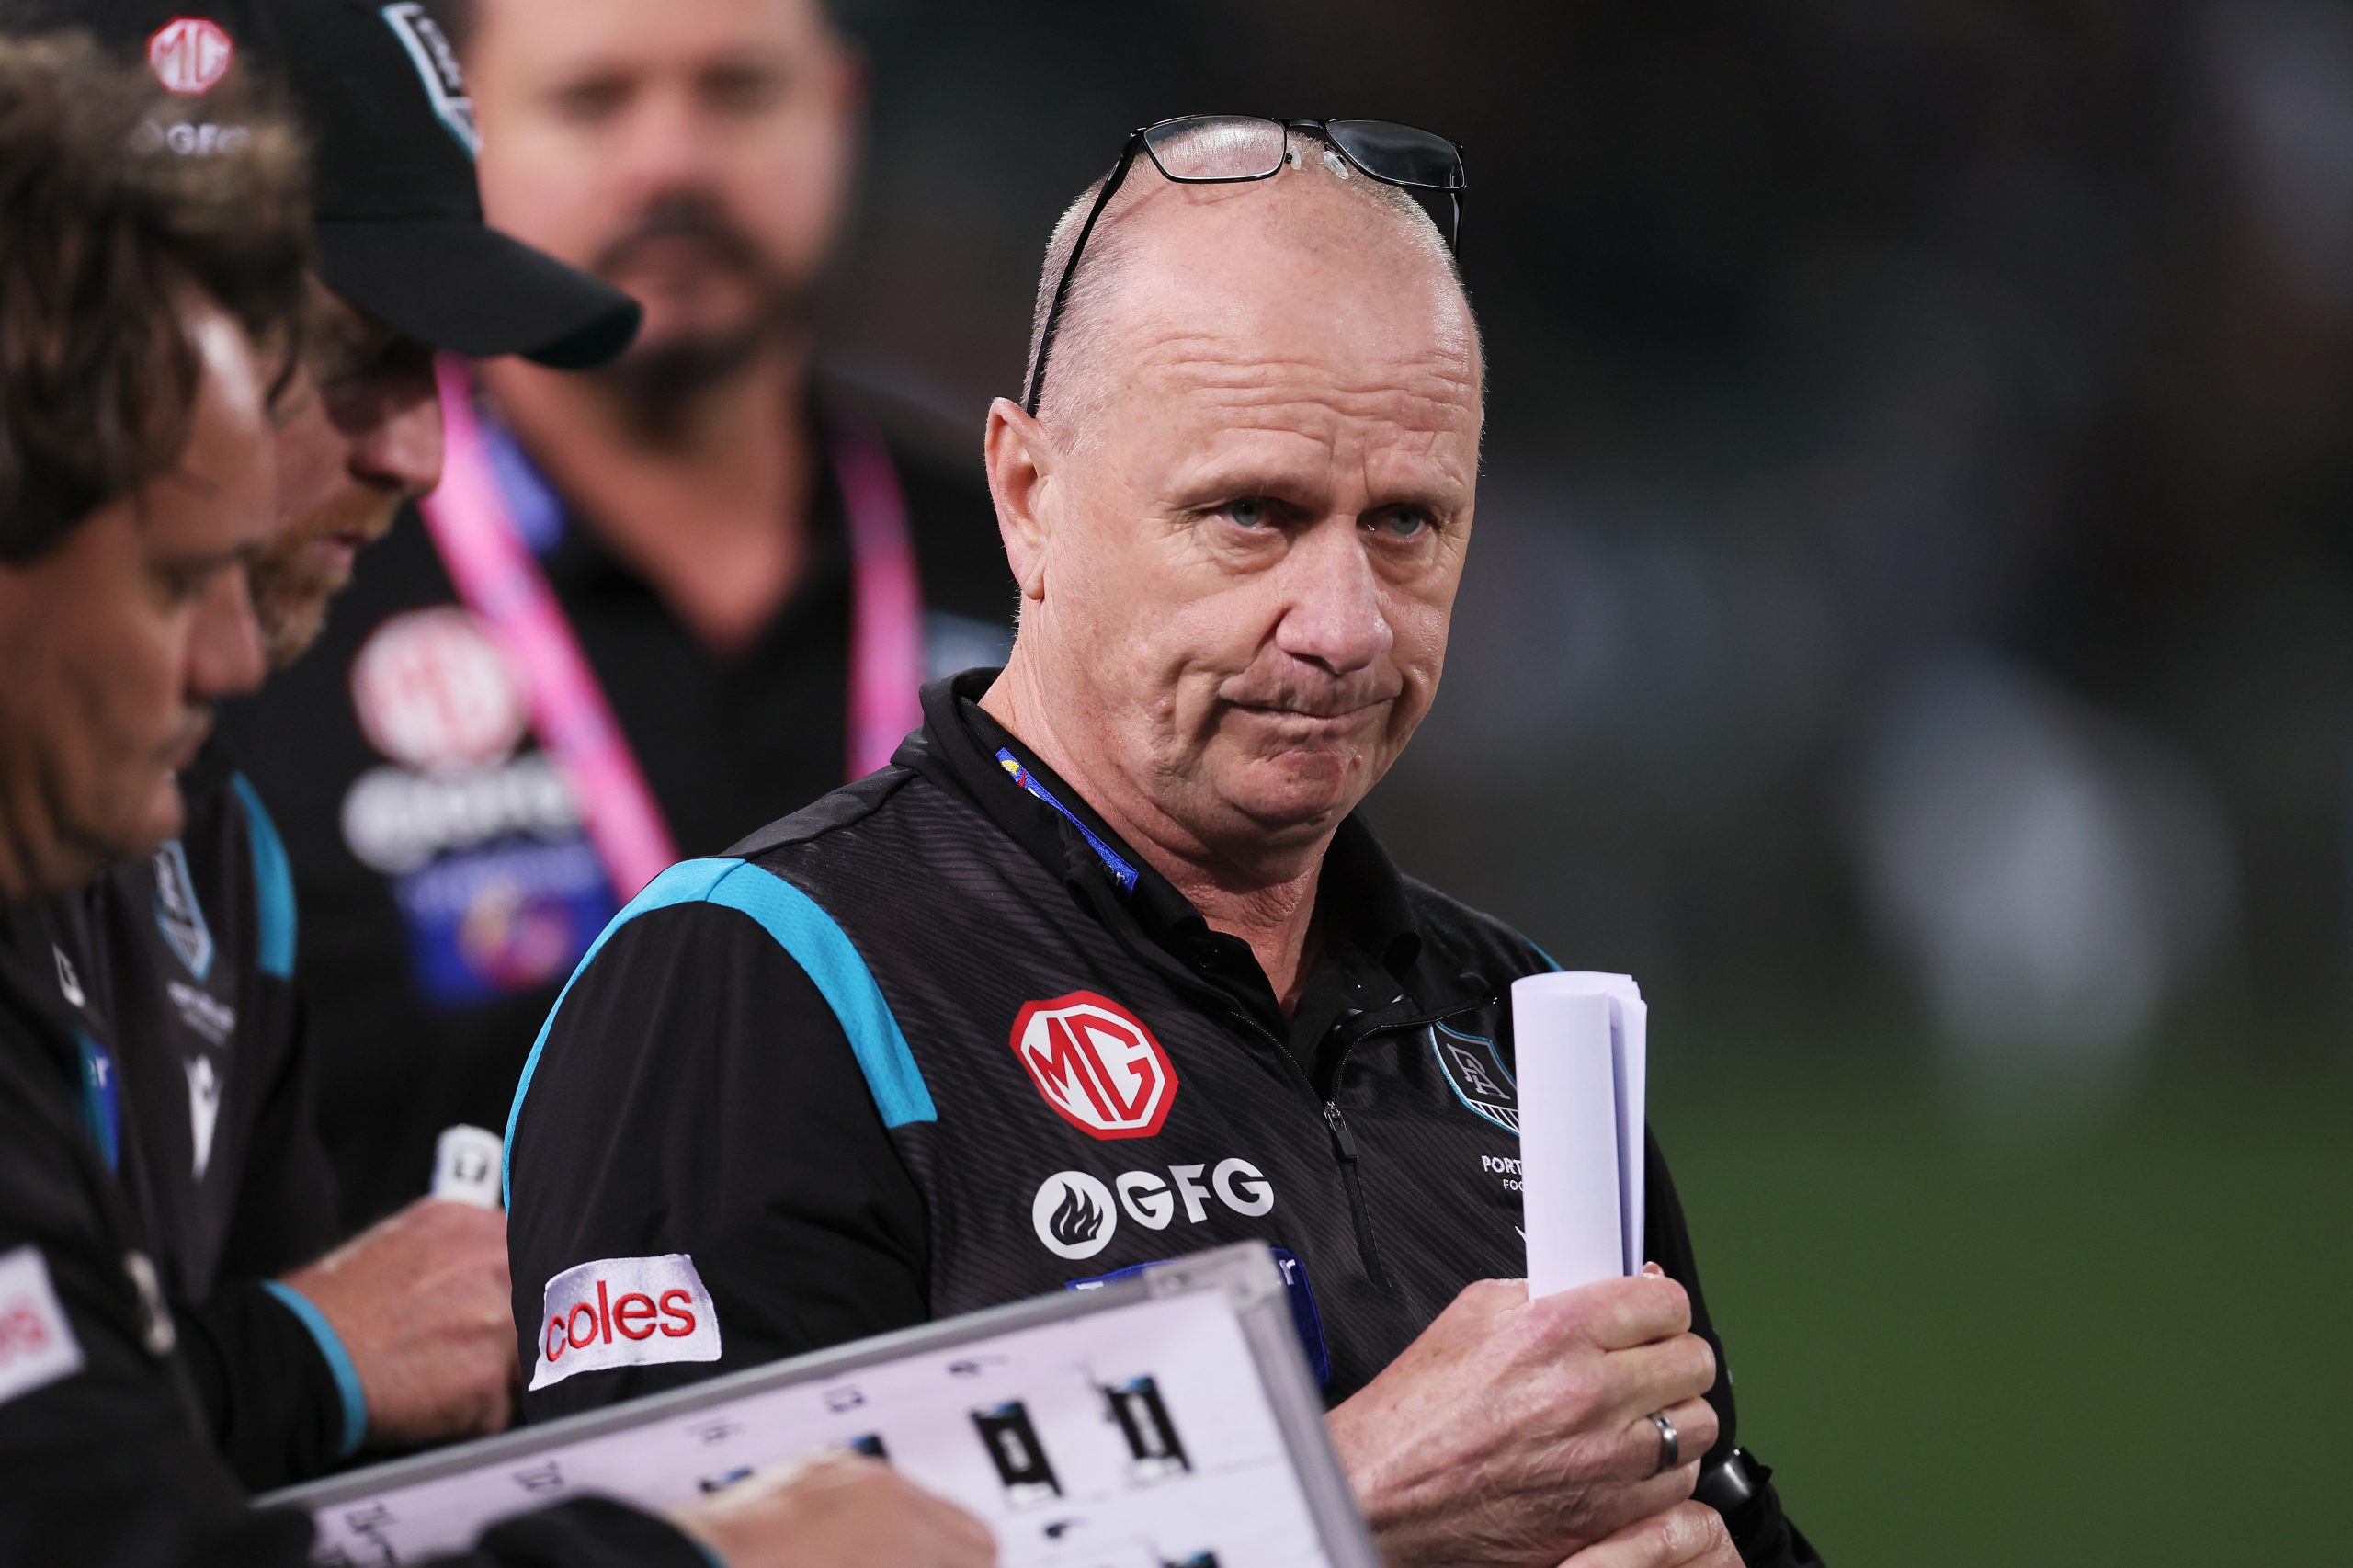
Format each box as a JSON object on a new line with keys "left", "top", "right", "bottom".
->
{"left": 1020, "top": 114, "right": 1468, "bottom": 418}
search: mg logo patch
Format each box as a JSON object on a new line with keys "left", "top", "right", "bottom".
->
{"left": 1431, "top": 1022, "right": 1519, "bottom": 1134}
{"left": 148, "top": 17, "right": 233, "bottom": 97}
{"left": 1011, "top": 992, "right": 1176, "bottom": 1140}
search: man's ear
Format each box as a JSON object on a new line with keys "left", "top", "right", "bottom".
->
{"left": 984, "top": 396, "right": 1055, "bottom": 604}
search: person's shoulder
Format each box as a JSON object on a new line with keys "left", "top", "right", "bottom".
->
{"left": 723, "top": 763, "right": 926, "bottom": 862}
{"left": 727, "top": 741, "right": 1006, "bottom": 865}
{"left": 1399, "top": 873, "right": 1555, "bottom": 981}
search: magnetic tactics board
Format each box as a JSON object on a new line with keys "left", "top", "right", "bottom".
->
{"left": 260, "top": 1244, "right": 1376, "bottom": 1568}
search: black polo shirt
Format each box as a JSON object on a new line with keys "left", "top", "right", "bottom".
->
{"left": 972, "top": 696, "right": 1450, "bottom": 1067}
{"left": 222, "top": 394, "right": 1014, "bottom": 1226}
{"left": 506, "top": 671, "right": 1817, "bottom": 1565}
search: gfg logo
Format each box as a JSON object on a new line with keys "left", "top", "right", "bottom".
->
{"left": 1029, "top": 1159, "right": 1276, "bottom": 1261}
{"left": 1012, "top": 992, "right": 1176, "bottom": 1140}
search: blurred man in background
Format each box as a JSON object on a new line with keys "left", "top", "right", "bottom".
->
{"left": 223, "top": 0, "right": 1016, "bottom": 1227}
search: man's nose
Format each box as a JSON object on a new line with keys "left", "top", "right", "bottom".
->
{"left": 614, "top": 91, "right": 722, "bottom": 201}
{"left": 350, "top": 371, "right": 444, "bottom": 498}
{"left": 1273, "top": 519, "right": 1394, "bottom": 676}
{"left": 187, "top": 568, "right": 267, "bottom": 701}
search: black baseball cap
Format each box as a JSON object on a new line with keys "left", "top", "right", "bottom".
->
{"left": 14, "top": 0, "right": 639, "bottom": 368}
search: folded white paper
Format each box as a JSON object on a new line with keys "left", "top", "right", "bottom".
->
{"left": 431, "top": 1124, "right": 504, "bottom": 1210}
{"left": 1510, "top": 972, "right": 1646, "bottom": 1296}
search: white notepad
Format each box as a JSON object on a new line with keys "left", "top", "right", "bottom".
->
{"left": 1509, "top": 971, "right": 1647, "bottom": 1297}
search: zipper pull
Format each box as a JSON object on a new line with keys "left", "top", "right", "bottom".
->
{"left": 1322, "top": 1100, "right": 1358, "bottom": 1163}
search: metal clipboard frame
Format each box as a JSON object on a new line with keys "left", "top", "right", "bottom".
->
{"left": 260, "top": 1243, "right": 1378, "bottom": 1567}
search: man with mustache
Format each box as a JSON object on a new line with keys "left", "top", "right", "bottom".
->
{"left": 507, "top": 120, "right": 1819, "bottom": 1568}
{"left": 0, "top": 34, "right": 995, "bottom": 1568}
{"left": 221, "top": 0, "right": 1017, "bottom": 1231}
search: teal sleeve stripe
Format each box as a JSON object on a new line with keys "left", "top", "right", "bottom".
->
{"left": 502, "top": 858, "right": 935, "bottom": 1210}
{"left": 695, "top": 1545, "right": 729, "bottom": 1568}
{"left": 230, "top": 773, "right": 297, "bottom": 980}
{"left": 259, "top": 1279, "right": 367, "bottom": 1459}
{"left": 697, "top": 861, "right": 938, "bottom": 1129}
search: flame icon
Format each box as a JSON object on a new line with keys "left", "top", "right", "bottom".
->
{"left": 1049, "top": 1180, "right": 1104, "bottom": 1247}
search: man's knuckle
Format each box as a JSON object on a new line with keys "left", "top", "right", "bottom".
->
{"left": 1687, "top": 1408, "right": 1722, "bottom": 1455}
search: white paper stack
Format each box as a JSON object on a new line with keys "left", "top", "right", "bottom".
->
{"left": 1509, "top": 972, "right": 1647, "bottom": 1297}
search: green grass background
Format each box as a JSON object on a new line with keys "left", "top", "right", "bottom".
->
{"left": 1653, "top": 1041, "right": 2347, "bottom": 1566}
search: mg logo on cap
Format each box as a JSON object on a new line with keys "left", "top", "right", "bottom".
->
{"left": 148, "top": 17, "right": 233, "bottom": 97}
{"left": 1011, "top": 992, "right": 1176, "bottom": 1140}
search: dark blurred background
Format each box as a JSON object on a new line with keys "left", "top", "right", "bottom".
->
{"left": 817, "top": 3, "right": 2344, "bottom": 1561}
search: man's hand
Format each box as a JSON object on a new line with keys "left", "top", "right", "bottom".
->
{"left": 278, "top": 1197, "right": 515, "bottom": 1447}
{"left": 672, "top": 1451, "right": 996, "bottom": 1568}
{"left": 1557, "top": 1503, "right": 1739, "bottom": 1568}
{"left": 1325, "top": 1270, "right": 1720, "bottom": 1568}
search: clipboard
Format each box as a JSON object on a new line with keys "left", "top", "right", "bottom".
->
{"left": 260, "top": 1244, "right": 1376, "bottom": 1568}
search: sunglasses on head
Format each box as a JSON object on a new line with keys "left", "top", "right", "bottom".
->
{"left": 1022, "top": 115, "right": 1469, "bottom": 418}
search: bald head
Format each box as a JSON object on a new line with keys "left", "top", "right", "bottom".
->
{"left": 1025, "top": 129, "right": 1480, "bottom": 444}
{"left": 982, "top": 131, "right": 1486, "bottom": 886}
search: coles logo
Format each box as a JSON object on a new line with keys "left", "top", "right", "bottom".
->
{"left": 1012, "top": 992, "right": 1176, "bottom": 1140}
{"left": 529, "top": 1253, "right": 721, "bottom": 1391}
{"left": 351, "top": 608, "right": 529, "bottom": 774}
{"left": 148, "top": 17, "right": 233, "bottom": 96}
{"left": 1030, "top": 1159, "right": 1276, "bottom": 1262}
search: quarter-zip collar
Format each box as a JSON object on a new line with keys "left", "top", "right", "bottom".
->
{"left": 894, "top": 671, "right": 1489, "bottom": 1062}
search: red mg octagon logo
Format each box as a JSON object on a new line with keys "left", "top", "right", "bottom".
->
{"left": 1011, "top": 992, "right": 1177, "bottom": 1140}
{"left": 148, "top": 17, "right": 234, "bottom": 96}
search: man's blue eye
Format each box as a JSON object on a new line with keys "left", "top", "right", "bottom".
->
{"left": 1225, "top": 497, "right": 1270, "bottom": 528}
{"left": 1376, "top": 508, "right": 1431, "bottom": 539}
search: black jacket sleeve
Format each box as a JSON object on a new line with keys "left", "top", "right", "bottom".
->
{"left": 216, "top": 983, "right": 340, "bottom": 1280}
{"left": 172, "top": 1277, "right": 350, "bottom": 1491}
{"left": 1643, "top": 1131, "right": 1823, "bottom": 1568}
{"left": 508, "top": 900, "right": 929, "bottom": 1424}
{"left": 0, "top": 980, "right": 708, "bottom": 1567}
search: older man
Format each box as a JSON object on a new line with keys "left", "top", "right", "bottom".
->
{"left": 507, "top": 119, "right": 1817, "bottom": 1568}
{"left": 0, "top": 32, "right": 991, "bottom": 1568}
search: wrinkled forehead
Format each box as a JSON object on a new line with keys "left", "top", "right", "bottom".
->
{"left": 1097, "top": 178, "right": 1483, "bottom": 452}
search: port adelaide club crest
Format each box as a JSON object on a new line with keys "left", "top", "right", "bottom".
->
{"left": 1431, "top": 1021, "right": 1519, "bottom": 1134}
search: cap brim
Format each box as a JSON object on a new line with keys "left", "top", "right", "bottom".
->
{"left": 316, "top": 218, "right": 642, "bottom": 369}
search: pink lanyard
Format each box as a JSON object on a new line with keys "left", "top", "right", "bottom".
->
{"left": 420, "top": 355, "right": 926, "bottom": 900}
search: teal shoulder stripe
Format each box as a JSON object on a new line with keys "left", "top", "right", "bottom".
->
{"left": 229, "top": 774, "right": 296, "bottom": 980}
{"left": 502, "top": 858, "right": 934, "bottom": 1210}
